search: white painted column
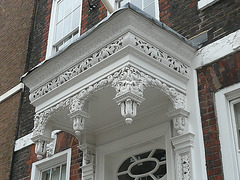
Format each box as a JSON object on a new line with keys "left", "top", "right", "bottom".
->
{"left": 79, "top": 143, "right": 96, "bottom": 180}
{"left": 167, "top": 109, "right": 195, "bottom": 180}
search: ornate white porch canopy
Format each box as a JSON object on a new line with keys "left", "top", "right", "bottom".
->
{"left": 22, "top": 4, "right": 196, "bottom": 180}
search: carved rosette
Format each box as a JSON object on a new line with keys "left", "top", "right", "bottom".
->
{"left": 31, "top": 135, "right": 54, "bottom": 160}
{"left": 166, "top": 108, "right": 190, "bottom": 135}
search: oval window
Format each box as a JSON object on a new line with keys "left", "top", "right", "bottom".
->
{"left": 130, "top": 160, "right": 157, "bottom": 175}
{"left": 117, "top": 149, "right": 167, "bottom": 180}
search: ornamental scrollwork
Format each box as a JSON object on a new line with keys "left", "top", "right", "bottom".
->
{"left": 32, "top": 65, "right": 186, "bottom": 137}
{"left": 29, "top": 37, "right": 123, "bottom": 102}
{"left": 134, "top": 37, "right": 189, "bottom": 76}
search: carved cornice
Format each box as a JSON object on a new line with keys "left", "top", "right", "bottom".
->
{"left": 32, "top": 65, "right": 186, "bottom": 137}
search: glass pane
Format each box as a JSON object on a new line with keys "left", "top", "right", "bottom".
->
{"left": 72, "top": 7, "right": 80, "bottom": 29}
{"left": 57, "top": 0, "right": 65, "bottom": 22}
{"left": 152, "top": 149, "right": 166, "bottom": 162}
{"left": 56, "top": 41, "right": 63, "bottom": 52}
{"left": 144, "top": 3, "right": 155, "bottom": 17}
{"left": 63, "top": 15, "right": 71, "bottom": 36}
{"left": 120, "top": 0, "right": 130, "bottom": 7}
{"left": 131, "top": 0, "right": 142, "bottom": 9}
{"left": 56, "top": 21, "right": 63, "bottom": 42}
{"left": 135, "top": 151, "right": 151, "bottom": 160}
{"left": 144, "top": 0, "right": 154, "bottom": 7}
{"left": 153, "top": 164, "right": 167, "bottom": 179}
{"left": 118, "top": 157, "right": 135, "bottom": 173}
{"left": 130, "top": 161, "right": 157, "bottom": 175}
{"left": 64, "top": 35, "right": 72, "bottom": 47}
{"left": 51, "top": 166, "right": 60, "bottom": 180}
{"left": 65, "top": 0, "right": 72, "bottom": 16}
{"left": 234, "top": 102, "right": 240, "bottom": 149}
{"left": 42, "top": 170, "right": 51, "bottom": 180}
{"left": 73, "top": 30, "right": 79, "bottom": 41}
{"left": 61, "top": 164, "right": 67, "bottom": 180}
{"left": 118, "top": 174, "right": 134, "bottom": 180}
{"left": 139, "top": 176, "right": 153, "bottom": 180}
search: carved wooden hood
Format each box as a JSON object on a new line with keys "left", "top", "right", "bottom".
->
{"left": 22, "top": 4, "right": 196, "bottom": 160}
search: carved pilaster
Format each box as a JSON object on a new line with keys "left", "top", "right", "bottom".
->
{"left": 166, "top": 108, "right": 190, "bottom": 135}
{"left": 79, "top": 144, "right": 96, "bottom": 180}
{"left": 31, "top": 135, "right": 54, "bottom": 160}
{"left": 171, "top": 133, "right": 194, "bottom": 180}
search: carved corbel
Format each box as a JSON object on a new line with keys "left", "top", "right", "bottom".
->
{"left": 68, "top": 97, "right": 89, "bottom": 136}
{"left": 31, "top": 135, "right": 54, "bottom": 160}
{"left": 113, "top": 67, "right": 145, "bottom": 124}
{"left": 114, "top": 92, "right": 144, "bottom": 124}
{"left": 166, "top": 108, "right": 190, "bottom": 135}
{"left": 68, "top": 110, "right": 89, "bottom": 136}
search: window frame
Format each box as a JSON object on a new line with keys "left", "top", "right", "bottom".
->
{"left": 198, "top": 0, "right": 220, "bottom": 11}
{"left": 117, "top": 149, "right": 167, "bottom": 180}
{"left": 46, "top": 0, "right": 83, "bottom": 59}
{"left": 116, "top": 0, "right": 160, "bottom": 20}
{"left": 215, "top": 83, "right": 240, "bottom": 179}
{"left": 31, "top": 148, "right": 71, "bottom": 180}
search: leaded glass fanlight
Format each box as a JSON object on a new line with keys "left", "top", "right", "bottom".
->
{"left": 117, "top": 149, "right": 167, "bottom": 180}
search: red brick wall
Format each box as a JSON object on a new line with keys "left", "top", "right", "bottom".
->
{"left": 159, "top": 0, "right": 240, "bottom": 46}
{"left": 81, "top": 0, "right": 107, "bottom": 34}
{"left": 197, "top": 51, "right": 240, "bottom": 180}
{"left": 11, "top": 132, "right": 82, "bottom": 180}
{"left": 0, "top": 0, "right": 35, "bottom": 179}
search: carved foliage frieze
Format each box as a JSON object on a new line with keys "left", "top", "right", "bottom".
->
{"left": 134, "top": 37, "right": 189, "bottom": 76}
{"left": 32, "top": 65, "right": 186, "bottom": 137}
{"left": 29, "top": 35, "right": 189, "bottom": 103}
{"left": 29, "top": 37, "right": 123, "bottom": 102}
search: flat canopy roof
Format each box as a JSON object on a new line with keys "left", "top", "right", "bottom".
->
{"left": 21, "top": 3, "right": 197, "bottom": 81}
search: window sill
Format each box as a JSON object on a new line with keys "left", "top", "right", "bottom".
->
{"left": 198, "top": 0, "right": 220, "bottom": 11}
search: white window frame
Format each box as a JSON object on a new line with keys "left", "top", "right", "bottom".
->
{"left": 215, "top": 82, "right": 240, "bottom": 179}
{"left": 115, "top": 0, "right": 159, "bottom": 20}
{"left": 46, "top": 0, "right": 83, "bottom": 59}
{"left": 198, "top": 0, "right": 220, "bottom": 11}
{"left": 31, "top": 148, "right": 71, "bottom": 180}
